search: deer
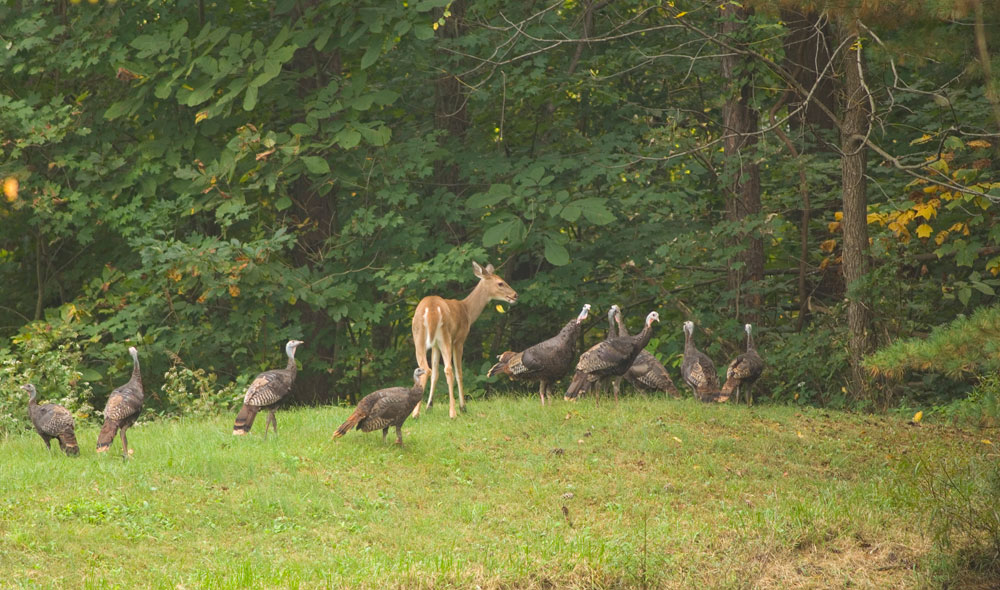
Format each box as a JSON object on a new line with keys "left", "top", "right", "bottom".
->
{"left": 411, "top": 261, "right": 518, "bottom": 419}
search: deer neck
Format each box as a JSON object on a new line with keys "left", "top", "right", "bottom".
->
{"left": 460, "top": 279, "right": 495, "bottom": 325}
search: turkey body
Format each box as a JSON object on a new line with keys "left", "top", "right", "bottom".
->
{"left": 233, "top": 340, "right": 304, "bottom": 437}
{"left": 681, "top": 321, "right": 723, "bottom": 402}
{"left": 487, "top": 304, "right": 590, "bottom": 404}
{"left": 721, "top": 324, "right": 765, "bottom": 405}
{"left": 23, "top": 384, "right": 79, "bottom": 456}
{"left": 615, "top": 311, "right": 680, "bottom": 396}
{"left": 564, "top": 310, "right": 660, "bottom": 403}
{"left": 333, "top": 368, "right": 426, "bottom": 445}
{"left": 96, "top": 346, "right": 144, "bottom": 457}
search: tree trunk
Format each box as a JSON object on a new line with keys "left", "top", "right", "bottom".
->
{"left": 839, "top": 23, "right": 874, "bottom": 397}
{"left": 720, "top": 5, "right": 764, "bottom": 324}
{"left": 433, "top": 0, "right": 469, "bottom": 191}
{"left": 780, "top": 9, "right": 837, "bottom": 130}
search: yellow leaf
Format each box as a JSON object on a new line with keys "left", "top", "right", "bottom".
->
{"left": 914, "top": 202, "right": 936, "bottom": 220}
{"left": 911, "top": 134, "right": 933, "bottom": 145}
{"left": 228, "top": 284, "right": 240, "bottom": 298}
{"left": 866, "top": 212, "right": 885, "bottom": 226}
{"left": 834, "top": 211, "right": 843, "bottom": 221}
{"left": 968, "top": 140, "right": 992, "bottom": 149}
{"left": 672, "top": 436, "right": 682, "bottom": 443}
{"left": 195, "top": 111, "right": 209, "bottom": 124}
{"left": 916, "top": 223, "right": 933, "bottom": 238}
{"left": 674, "top": 11, "right": 688, "bottom": 18}
{"left": 935, "top": 230, "right": 949, "bottom": 246}
{"left": 3, "top": 177, "right": 18, "bottom": 202}
{"left": 912, "top": 411, "right": 923, "bottom": 423}
{"left": 922, "top": 185, "right": 938, "bottom": 194}
{"left": 495, "top": 304, "right": 506, "bottom": 314}
{"left": 819, "top": 239, "right": 837, "bottom": 253}
{"left": 432, "top": 22, "right": 439, "bottom": 30}
{"left": 982, "top": 439, "right": 993, "bottom": 445}
{"left": 827, "top": 221, "right": 841, "bottom": 233}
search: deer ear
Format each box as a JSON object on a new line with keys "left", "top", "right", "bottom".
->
{"left": 484, "top": 263, "right": 495, "bottom": 275}
{"left": 472, "top": 261, "right": 484, "bottom": 278}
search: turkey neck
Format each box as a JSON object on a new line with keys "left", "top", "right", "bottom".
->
{"left": 634, "top": 322, "right": 655, "bottom": 350}
{"left": 746, "top": 331, "right": 755, "bottom": 352}
{"left": 284, "top": 351, "right": 298, "bottom": 375}
{"left": 129, "top": 354, "right": 143, "bottom": 390}
{"left": 684, "top": 329, "right": 696, "bottom": 355}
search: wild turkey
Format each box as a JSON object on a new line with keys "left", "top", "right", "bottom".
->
{"left": 233, "top": 339, "right": 304, "bottom": 437}
{"left": 721, "top": 324, "right": 765, "bottom": 405}
{"left": 333, "top": 368, "right": 426, "bottom": 445}
{"left": 96, "top": 346, "right": 144, "bottom": 457}
{"left": 23, "top": 384, "right": 79, "bottom": 456}
{"left": 615, "top": 309, "right": 680, "bottom": 397}
{"left": 564, "top": 310, "right": 660, "bottom": 404}
{"left": 487, "top": 303, "right": 591, "bottom": 404}
{"left": 681, "top": 321, "right": 723, "bottom": 402}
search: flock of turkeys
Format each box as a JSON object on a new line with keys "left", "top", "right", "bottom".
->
{"left": 19, "top": 266, "right": 764, "bottom": 457}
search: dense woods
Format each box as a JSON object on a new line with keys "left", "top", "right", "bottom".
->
{"left": 2, "top": 0, "right": 999, "bottom": 429}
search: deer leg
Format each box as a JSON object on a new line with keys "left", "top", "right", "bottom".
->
{"left": 453, "top": 342, "right": 466, "bottom": 413}
{"left": 438, "top": 339, "right": 457, "bottom": 419}
{"left": 426, "top": 346, "right": 441, "bottom": 410}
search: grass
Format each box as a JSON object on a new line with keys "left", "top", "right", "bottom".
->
{"left": 0, "top": 395, "right": 995, "bottom": 589}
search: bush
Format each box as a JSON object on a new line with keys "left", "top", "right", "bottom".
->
{"left": 0, "top": 311, "right": 95, "bottom": 435}
{"left": 156, "top": 354, "right": 244, "bottom": 418}
{"left": 923, "top": 456, "right": 1000, "bottom": 579}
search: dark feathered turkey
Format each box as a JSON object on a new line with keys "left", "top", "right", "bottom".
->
{"left": 681, "top": 321, "right": 722, "bottom": 402}
{"left": 487, "top": 304, "right": 590, "bottom": 404}
{"left": 233, "top": 340, "right": 303, "bottom": 437}
{"left": 96, "top": 346, "right": 144, "bottom": 457}
{"left": 333, "top": 368, "right": 426, "bottom": 445}
{"left": 721, "top": 324, "right": 765, "bottom": 405}
{"left": 615, "top": 310, "right": 680, "bottom": 397}
{"left": 23, "top": 384, "right": 78, "bottom": 456}
{"left": 564, "top": 310, "right": 660, "bottom": 404}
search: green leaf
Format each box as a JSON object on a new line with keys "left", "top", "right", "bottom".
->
{"left": 958, "top": 286, "right": 972, "bottom": 306}
{"left": 468, "top": 184, "right": 512, "bottom": 208}
{"left": 483, "top": 220, "right": 513, "bottom": 247}
{"left": 414, "top": 25, "right": 435, "bottom": 40}
{"left": 335, "top": 129, "right": 361, "bottom": 149}
{"left": 560, "top": 204, "right": 582, "bottom": 222}
{"left": 186, "top": 84, "right": 215, "bottom": 106}
{"left": 302, "top": 156, "right": 330, "bottom": 175}
{"left": 543, "top": 238, "right": 570, "bottom": 266}
{"left": 243, "top": 85, "right": 258, "bottom": 111}
{"left": 576, "top": 198, "right": 615, "bottom": 225}
{"left": 275, "top": 196, "right": 293, "bottom": 211}
{"left": 943, "top": 135, "right": 965, "bottom": 151}
{"left": 103, "top": 100, "right": 133, "bottom": 121}
{"left": 359, "top": 124, "right": 391, "bottom": 146}
{"left": 360, "top": 39, "right": 382, "bottom": 70}
{"left": 79, "top": 368, "right": 103, "bottom": 382}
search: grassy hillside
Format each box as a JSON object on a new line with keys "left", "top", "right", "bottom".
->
{"left": 0, "top": 396, "right": 993, "bottom": 589}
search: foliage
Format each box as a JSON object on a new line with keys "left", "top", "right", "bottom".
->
{"left": 0, "top": 306, "right": 95, "bottom": 435}
{"left": 0, "top": 0, "right": 999, "bottom": 409}
{"left": 865, "top": 304, "right": 1000, "bottom": 379}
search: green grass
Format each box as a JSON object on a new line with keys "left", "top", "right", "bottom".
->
{"left": 0, "top": 396, "right": 993, "bottom": 589}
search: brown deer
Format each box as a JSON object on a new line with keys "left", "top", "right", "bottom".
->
{"left": 411, "top": 261, "right": 518, "bottom": 419}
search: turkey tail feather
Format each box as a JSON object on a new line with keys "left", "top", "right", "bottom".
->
{"left": 233, "top": 404, "right": 259, "bottom": 435}
{"left": 564, "top": 371, "right": 589, "bottom": 400}
{"left": 487, "top": 351, "right": 515, "bottom": 378}
{"left": 333, "top": 409, "right": 363, "bottom": 438}
{"left": 58, "top": 431, "right": 80, "bottom": 456}
{"left": 96, "top": 419, "right": 117, "bottom": 452}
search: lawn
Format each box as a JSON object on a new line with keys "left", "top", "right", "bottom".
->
{"left": 0, "top": 395, "right": 994, "bottom": 589}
